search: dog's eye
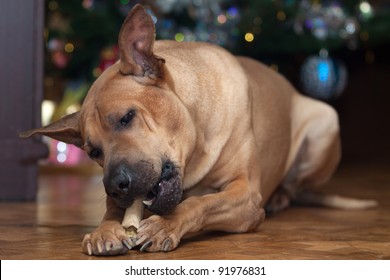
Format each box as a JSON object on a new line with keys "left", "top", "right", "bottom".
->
{"left": 120, "top": 110, "right": 136, "bottom": 127}
{"left": 89, "top": 148, "right": 102, "bottom": 159}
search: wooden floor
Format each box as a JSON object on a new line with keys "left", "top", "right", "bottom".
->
{"left": 0, "top": 162, "right": 389, "bottom": 260}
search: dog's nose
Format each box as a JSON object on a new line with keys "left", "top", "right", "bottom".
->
{"left": 113, "top": 172, "right": 130, "bottom": 193}
{"left": 103, "top": 165, "right": 131, "bottom": 198}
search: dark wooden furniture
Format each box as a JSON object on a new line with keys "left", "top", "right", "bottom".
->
{"left": 0, "top": 0, "right": 47, "bottom": 201}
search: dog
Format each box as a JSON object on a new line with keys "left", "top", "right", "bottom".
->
{"left": 20, "top": 4, "right": 377, "bottom": 255}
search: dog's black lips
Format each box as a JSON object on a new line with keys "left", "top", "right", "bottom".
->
{"left": 144, "top": 163, "right": 182, "bottom": 215}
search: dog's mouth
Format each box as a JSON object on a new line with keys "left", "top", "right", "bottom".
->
{"left": 142, "top": 162, "right": 182, "bottom": 215}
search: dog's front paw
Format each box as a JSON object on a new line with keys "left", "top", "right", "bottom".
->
{"left": 82, "top": 221, "right": 134, "bottom": 256}
{"left": 136, "top": 215, "right": 181, "bottom": 252}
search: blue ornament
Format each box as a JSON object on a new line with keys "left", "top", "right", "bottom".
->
{"left": 300, "top": 55, "right": 348, "bottom": 100}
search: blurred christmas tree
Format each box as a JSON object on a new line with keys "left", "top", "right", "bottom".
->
{"left": 239, "top": 0, "right": 390, "bottom": 53}
{"left": 45, "top": 0, "right": 390, "bottom": 106}
{"left": 46, "top": 0, "right": 120, "bottom": 80}
{"left": 44, "top": 0, "right": 124, "bottom": 117}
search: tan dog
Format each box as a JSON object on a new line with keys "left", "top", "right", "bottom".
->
{"left": 20, "top": 5, "right": 377, "bottom": 255}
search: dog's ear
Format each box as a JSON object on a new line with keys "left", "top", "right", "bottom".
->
{"left": 118, "top": 4, "right": 165, "bottom": 81}
{"left": 19, "top": 112, "right": 83, "bottom": 148}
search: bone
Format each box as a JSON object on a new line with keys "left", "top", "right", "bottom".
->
{"left": 121, "top": 198, "right": 144, "bottom": 239}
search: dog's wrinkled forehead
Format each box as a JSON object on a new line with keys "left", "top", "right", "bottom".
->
{"left": 79, "top": 66, "right": 170, "bottom": 143}
{"left": 84, "top": 65, "right": 142, "bottom": 103}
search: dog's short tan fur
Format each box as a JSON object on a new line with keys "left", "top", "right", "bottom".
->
{"left": 20, "top": 5, "right": 376, "bottom": 255}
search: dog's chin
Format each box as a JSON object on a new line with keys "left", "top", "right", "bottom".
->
{"left": 142, "top": 175, "right": 183, "bottom": 215}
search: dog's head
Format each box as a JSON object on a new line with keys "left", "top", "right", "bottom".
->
{"left": 20, "top": 5, "right": 194, "bottom": 215}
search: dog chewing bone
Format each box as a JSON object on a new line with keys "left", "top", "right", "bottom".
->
{"left": 19, "top": 4, "right": 378, "bottom": 255}
{"left": 122, "top": 198, "right": 144, "bottom": 240}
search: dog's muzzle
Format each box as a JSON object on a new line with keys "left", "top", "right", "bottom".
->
{"left": 103, "top": 161, "right": 182, "bottom": 215}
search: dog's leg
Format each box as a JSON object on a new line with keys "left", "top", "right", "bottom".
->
{"left": 266, "top": 95, "right": 341, "bottom": 213}
{"left": 136, "top": 176, "right": 264, "bottom": 252}
{"left": 287, "top": 100, "right": 377, "bottom": 208}
{"left": 267, "top": 95, "right": 377, "bottom": 212}
{"left": 82, "top": 197, "right": 132, "bottom": 255}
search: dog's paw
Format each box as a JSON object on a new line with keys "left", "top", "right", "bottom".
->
{"left": 136, "top": 215, "right": 180, "bottom": 252}
{"left": 265, "top": 188, "right": 291, "bottom": 214}
{"left": 82, "top": 221, "right": 134, "bottom": 256}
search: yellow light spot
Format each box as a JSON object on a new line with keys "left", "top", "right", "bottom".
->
{"left": 270, "top": 64, "right": 279, "bottom": 72}
{"left": 44, "top": 28, "right": 49, "bottom": 42}
{"left": 64, "top": 43, "right": 74, "bottom": 53}
{"left": 48, "top": 1, "right": 58, "bottom": 11}
{"left": 244, "top": 32, "right": 254, "bottom": 42}
{"left": 93, "top": 67, "right": 102, "bottom": 78}
{"left": 175, "top": 33, "right": 185, "bottom": 42}
{"left": 41, "top": 100, "right": 56, "bottom": 126}
{"left": 66, "top": 104, "right": 80, "bottom": 115}
{"left": 276, "top": 11, "right": 286, "bottom": 21}
{"left": 312, "top": 0, "right": 321, "bottom": 7}
{"left": 102, "top": 48, "right": 115, "bottom": 60}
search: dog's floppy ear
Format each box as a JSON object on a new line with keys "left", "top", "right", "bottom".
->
{"left": 19, "top": 112, "right": 83, "bottom": 148}
{"left": 118, "top": 4, "right": 165, "bottom": 81}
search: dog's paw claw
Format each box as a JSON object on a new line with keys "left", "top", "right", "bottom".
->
{"left": 140, "top": 240, "right": 153, "bottom": 252}
{"left": 82, "top": 222, "right": 133, "bottom": 256}
{"left": 122, "top": 239, "right": 134, "bottom": 250}
{"left": 105, "top": 241, "right": 112, "bottom": 252}
{"left": 162, "top": 239, "right": 171, "bottom": 252}
{"left": 97, "top": 241, "right": 104, "bottom": 254}
{"left": 135, "top": 234, "right": 148, "bottom": 246}
{"left": 86, "top": 242, "right": 93, "bottom": 256}
{"left": 135, "top": 215, "right": 181, "bottom": 252}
